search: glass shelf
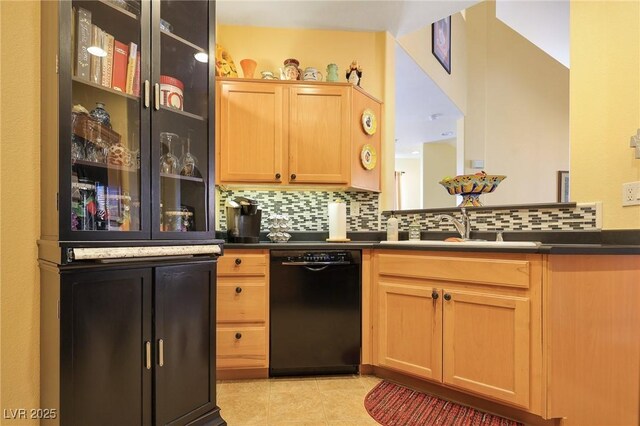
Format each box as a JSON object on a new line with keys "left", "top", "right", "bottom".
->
{"left": 161, "top": 29, "right": 205, "bottom": 54}
{"left": 73, "top": 77, "right": 140, "bottom": 100}
{"left": 73, "top": 159, "right": 139, "bottom": 173}
{"left": 96, "top": 0, "right": 139, "bottom": 20}
{"left": 159, "top": 105, "right": 205, "bottom": 122}
{"left": 160, "top": 173, "right": 204, "bottom": 183}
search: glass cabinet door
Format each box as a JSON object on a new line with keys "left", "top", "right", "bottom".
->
{"left": 68, "top": 0, "right": 148, "bottom": 238}
{"left": 152, "top": 0, "right": 212, "bottom": 237}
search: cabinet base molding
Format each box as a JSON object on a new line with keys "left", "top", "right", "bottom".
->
{"left": 217, "top": 368, "right": 269, "bottom": 380}
{"left": 187, "top": 407, "right": 226, "bottom": 426}
{"left": 371, "top": 367, "right": 559, "bottom": 426}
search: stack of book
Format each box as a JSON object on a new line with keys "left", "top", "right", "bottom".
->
{"left": 74, "top": 7, "right": 141, "bottom": 97}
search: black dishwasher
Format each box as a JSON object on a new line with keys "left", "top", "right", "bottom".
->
{"left": 270, "top": 250, "right": 361, "bottom": 376}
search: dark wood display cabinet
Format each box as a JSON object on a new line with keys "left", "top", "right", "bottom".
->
{"left": 39, "top": 1, "right": 225, "bottom": 425}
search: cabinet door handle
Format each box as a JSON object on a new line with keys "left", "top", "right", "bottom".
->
{"left": 444, "top": 293, "right": 452, "bottom": 301}
{"left": 432, "top": 290, "right": 439, "bottom": 300}
{"left": 145, "top": 341, "right": 151, "bottom": 370}
{"left": 290, "top": 173, "right": 296, "bottom": 180}
{"left": 235, "top": 287, "right": 242, "bottom": 294}
{"left": 143, "top": 80, "right": 150, "bottom": 108}
{"left": 154, "top": 83, "right": 160, "bottom": 110}
{"left": 275, "top": 173, "right": 281, "bottom": 180}
{"left": 235, "top": 332, "right": 242, "bottom": 340}
{"left": 235, "top": 258, "right": 242, "bottom": 265}
{"left": 158, "top": 339, "right": 164, "bottom": 367}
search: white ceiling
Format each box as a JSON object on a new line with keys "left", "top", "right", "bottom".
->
{"left": 216, "top": 0, "right": 479, "bottom": 37}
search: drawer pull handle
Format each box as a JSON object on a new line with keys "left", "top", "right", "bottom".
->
{"left": 235, "top": 287, "right": 242, "bottom": 294}
{"left": 432, "top": 290, "right": 439, "bottom": 300}
{"left": 235, "top": 258, "right": 242, "bottom": 265}
{"left": 235, "top": 332, "right": 242, "bottom": 340}
{"left": 444, "top": 293, "right": 452, "bottom": 301}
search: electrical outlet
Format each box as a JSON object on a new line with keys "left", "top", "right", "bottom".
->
{"left": 350, "top": 201, "right": 360, "bottom": 216}
{"left": 622, "top": 181, "right": 640, "bottom": 206}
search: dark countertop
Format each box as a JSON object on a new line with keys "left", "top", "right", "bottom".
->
{"left": 218, "top": 230, "right": 640, "bottom": 255}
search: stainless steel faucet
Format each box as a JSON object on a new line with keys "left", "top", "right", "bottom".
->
{"left": 436, "top": 207, "right": 470, "bottom": 240}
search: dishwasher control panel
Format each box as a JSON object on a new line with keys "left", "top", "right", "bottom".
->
{"left": 285, "top": 251, "right": 352, "bottom": 264}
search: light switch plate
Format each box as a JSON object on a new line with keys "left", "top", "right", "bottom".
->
{"left": 622, "top": 181, "right": 640, "bottom": 206}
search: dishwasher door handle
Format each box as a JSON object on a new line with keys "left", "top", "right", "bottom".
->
{"left": 303, "top": 265, "right": 329, "bottom": 272}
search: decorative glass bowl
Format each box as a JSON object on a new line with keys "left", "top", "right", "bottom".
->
{"left": 438, "top": 172, "right": 506, "bottom": 207}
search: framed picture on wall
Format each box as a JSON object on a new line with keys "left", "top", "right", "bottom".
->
{"left": 557, "top": 171, "right": 570, "bottom": 202}
{"left": 432, "top": 16, "right": 451, "bottom": 74}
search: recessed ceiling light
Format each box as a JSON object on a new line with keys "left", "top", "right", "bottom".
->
{"left": 194, "top": 52, "right": 209, "bottom": 63}
{"left": 428, "top": 113, "right": 443, "bottom": 121}
{"left": 441, "top": 131, "right": 454, "bottom": 137}
{"left": 411, "top": 151, "right": 420, "bottom": 155}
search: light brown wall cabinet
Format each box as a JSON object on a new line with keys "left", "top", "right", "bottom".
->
{"left": 216, "top": 250, "right": 269, "bottom": 371}
{"left": 216, "top": 78, "right": 382, "bottom": 191}
{"left": 374, "top": 251, "right": 542, "bottom": 413}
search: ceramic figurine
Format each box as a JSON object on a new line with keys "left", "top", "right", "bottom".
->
{"left": 326, "top": 63, "right": 339, "bottom": 82}
{"left": 346, "top": 60, "right": 362, "bottom": 86}
{"left": 281, "top": 58, "right": 301, "bottom": 80}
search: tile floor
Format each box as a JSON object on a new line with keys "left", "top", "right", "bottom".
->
{"left": 216, "top": 375, "right": 382, "bottom": 426}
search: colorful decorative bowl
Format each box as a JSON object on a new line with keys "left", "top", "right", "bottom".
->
{"left": 438, "top": 172, "right": 506, "bottom": 207}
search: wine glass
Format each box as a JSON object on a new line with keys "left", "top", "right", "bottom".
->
{"left": 179, "top": 130, "right": 198, "bottom": 177}
{"left": 160, "top": 132, "right": 180, "bottom": 174}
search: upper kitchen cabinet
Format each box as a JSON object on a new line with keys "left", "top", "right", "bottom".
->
{"left": 40, "top": 0, "right": 215, "bottom": 242}
{"left": 216, "top": 78, "right": 382, "bottom": 192}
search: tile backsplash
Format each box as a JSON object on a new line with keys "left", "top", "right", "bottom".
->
{"left": 217, "top": 188, "right": 381, "bottom": 232}
{"left": 217, "top": 187, "right": 601, "bottom": 234}
{"left": 389, "top": 203, "right": 601, "bottom": 232}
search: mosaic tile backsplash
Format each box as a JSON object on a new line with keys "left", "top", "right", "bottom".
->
{"left": 217, "top": 187, "right": 601, "bottom": 233}
{"left": 217, "top": 189, "right": 381, "bottom": 232}
{"left": 389, "top": 204, "right": 601, "bottom": 232}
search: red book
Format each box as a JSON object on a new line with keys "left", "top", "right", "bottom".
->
{"left": 132, "top": 52, "right": 141, "bottom": 97}
{"left": 111, "top": 40, "right": 129, "bottom": 92}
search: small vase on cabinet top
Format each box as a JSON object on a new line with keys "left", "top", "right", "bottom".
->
{"left": 240, "top": 59, "right": 257, "bottom": 79}
{"left": 326, "top": 63, "right": 339, "bottom": 82}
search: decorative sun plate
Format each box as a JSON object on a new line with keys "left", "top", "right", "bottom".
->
{"left": 361, "top": 109, "right": 377, "bottom": 135}
{"left": 360, "top": 144, "right": 377, "bottom": 170}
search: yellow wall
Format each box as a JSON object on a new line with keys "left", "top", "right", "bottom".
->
{"left": 217, "top": 25, "right": 386, "bottom": 100}
{"left": 423, "top": 141, "right": 457, "bottom": 208}
{"left": 396, "top": 13, "right": 467, "bottom": 114}
{"left": 397, "top": 1, "right": 570, "bottom": 207}
{"left": 0, "top": 0, "right": 41, "bottom": 420}
{"left": 570, "top": 0, "right": 640, "bottom": 229}
{"left": 466, "top": 0, "right": 570, "bottom": 206}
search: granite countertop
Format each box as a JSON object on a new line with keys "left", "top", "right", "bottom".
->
{"left": 219, "top": 231, "right": 640, "bottom": 255}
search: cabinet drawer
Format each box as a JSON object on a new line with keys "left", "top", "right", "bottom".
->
{"left": 217, "top": 277, "right": 266, "bottom": 323}
{"left": 218, "top": 251, "right": 267, "bottom": 276}
{"left": 217, "top": 326, "right": 267, "bottom": 368}
{"left": 377, "top": 252, "right": 531, "bottom": 289}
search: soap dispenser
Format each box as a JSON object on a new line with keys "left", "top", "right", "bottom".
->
{"left": 386, "top": 212, "right": 398, "bottom": 241}
{"left": 409, "top": 215, "right": 421, "bottom": 241}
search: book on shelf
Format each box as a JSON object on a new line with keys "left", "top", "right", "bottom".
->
{"left": 125, "top": 42, "right": 138, "bottom": 94}
{"left": 112, "top": 40, "right": 129, "bottom": 92}
{"left": 89, "top": 25, "right": 103, "bottom": 85}
{"left": 101, "top": 32, "right": 115, "bottom": 88}
{"left": 132, "top": 51, "right": 141, "bottom": 97}
{"left": 75, "top": 7, "right": 92, "bottom": 81}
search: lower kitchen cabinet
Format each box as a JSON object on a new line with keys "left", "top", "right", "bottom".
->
{"left": 40, "top": 260, "right": 224, "bottom": 426}
{"left": 441, "top": 289, "right": 530, "bottom": 408}
{"left": 216, "top": 250, "right": 269, "bottom": 374}
{"left": 377, "top": 281, "right": 442, "bottom": 381}
{"left": 374, "top": 251, "right": 541, "bottom": 413}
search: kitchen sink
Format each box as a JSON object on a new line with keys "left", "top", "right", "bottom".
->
{"left": 379, "top": 240, "right": 541, "bottom": 248}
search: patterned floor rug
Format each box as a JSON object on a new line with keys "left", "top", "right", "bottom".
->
{"left": 364, "top": 380, "right": 524, "bottom": 426}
